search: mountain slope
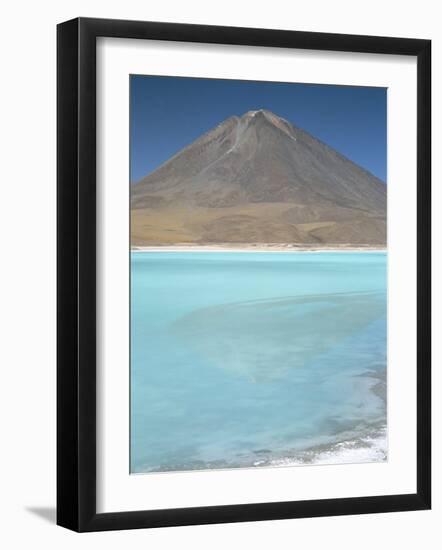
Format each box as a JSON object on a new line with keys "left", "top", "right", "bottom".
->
{"left": 131, "top": 110, "right": 386, "bottom": 245}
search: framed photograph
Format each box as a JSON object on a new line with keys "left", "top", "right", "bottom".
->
{"left": 57, "top": 17, "right": 431, "bottom": 532}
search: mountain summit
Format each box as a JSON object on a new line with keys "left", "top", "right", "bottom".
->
{"left": 131, "top": 110, "right": 386, "bottom": 245}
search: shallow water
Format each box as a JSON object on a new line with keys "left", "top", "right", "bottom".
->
{"left": 130, "top": 252, "right": 387, "bottom": 473}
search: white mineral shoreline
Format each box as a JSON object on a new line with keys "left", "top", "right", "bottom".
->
{"left": 266, "top": 427, "right": 388, "bottom": 468}
{"left": 131, "top": 243, "right": 387, "bottom": 253}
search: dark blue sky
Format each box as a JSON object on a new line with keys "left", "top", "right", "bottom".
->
{"left": 130, "top": 75, "right": 386, "bottom": 183}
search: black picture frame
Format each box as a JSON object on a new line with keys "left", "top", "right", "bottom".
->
{"left": 57, "top": 17, "right": 431, "bottom": 532}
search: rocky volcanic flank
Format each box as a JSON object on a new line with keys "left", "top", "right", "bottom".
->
{"left": 131, "top": 109, "right": 386, "bottom": 246}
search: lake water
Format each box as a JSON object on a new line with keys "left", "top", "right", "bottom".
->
{"left": 131, "top": 252, "right": 387, "bottom": 473}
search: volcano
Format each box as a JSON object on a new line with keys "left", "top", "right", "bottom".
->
{"left": 131, "top": 109, "right": 386, "bottom": 246}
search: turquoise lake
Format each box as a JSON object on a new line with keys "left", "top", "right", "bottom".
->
{"left": 130, "top": 252, "right": 387, "bottom": 473}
